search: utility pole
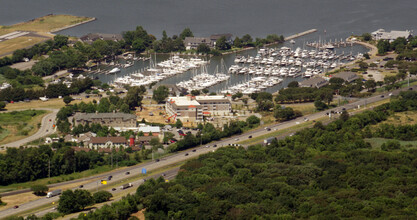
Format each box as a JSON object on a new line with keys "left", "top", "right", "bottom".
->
{"left": 48, "top": 158, "right": 51, "bottom": 179}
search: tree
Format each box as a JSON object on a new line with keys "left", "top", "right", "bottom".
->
{"left": 190, "top": 90, "right": 200, "bottom": 96}
{"left": 314, "top": 100, "right": 327, "bottom": 111}
{"left": 358, "top": 61, "right": 368, "bottom": 70}
{"left": 202, "top": 88, "right": 209, "bottom": 94}
{"left": 196, "top": 43, "right": 211, "bottom": 54}
{"left": 132, "top": 39, "right": 146, "bottom": 54}
{"left": 0, "top": 101, "right": 5, "bottom": 110}
{"left": 125, "top": 86, "right": 145, "bottom": 109}
{"left": 31, "top": 184, "right": 49, "bottom": 196}
{"left": 274, "top": 105, "right": 298, "bottom": 121}
{"left": 287, "top": 81, "right": 299, "bottom": 88}
{"left": 362, "top": 33, "right": 372, "bottom": 41}
{"left": 63, "top": 96, "right": 73, "bottom": 105}
{"left": 233, "top": 37, "right": 243, "bottom": 48}
{"left": 58, "top": 189, "right": 94, "bottom": 214}
{"left": 246, "top": 115, "right": 260, "bottom": 127}
{"left": 377, "top": 40, "right": 390, "bottom": 55}
{"left": 175, "top": 119, "right": 183, "bottom": 128}
{"left": 53, "top": 35, "right": 69, "bottom": 49}
{"left": 150, "top": 137, "right": 162, "bottom": 150}
{"left": 152, "top": 86, "right": 169, "bottom": 103}
{"left": 340, "top": 110, "right": 349, "bottom": 121}
{"left": 93, "top": 191, "right": 112, "bottom": 203}
{"left": 215, "top": 36, "right": 231, "bottom": 51}
{"left": 180, "top": 28, "right": 194, "bottom": 40}
{"left": 364, "top": 79, "right": 377, "bottom": 91}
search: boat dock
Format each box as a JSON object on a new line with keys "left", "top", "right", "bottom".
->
{"left": 284, "top": 29, "right": 317, "bottom": 41}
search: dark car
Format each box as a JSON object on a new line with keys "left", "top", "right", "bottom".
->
{"left": 192, "top": 149, "right": 196, "bottom": 152}
{"left": 155, "top": 159, "right": 160, "bottom": 162}
{"left": 213, "top": 144, "right": 217, "bottom": 148}
{"left": 248, "top": 135, "right": 252, "bottom": 139}
{"left": 342, "top": 108, "right": 346, "bottom": 111}
{"left": 112, "top": 188, "right": 116, "bottom": 191}
{"left": 162, "top": 173, "right": 166, "bottom": 176}
{"left": 266, "top": 128, "right": 271, "bottom": 131}
{"left": 125, "top": 171, "right": 130, "bottom": 175}
{"left": 381, "top": 95, "right": 384, "bottom": 98}
{"left": 108, "top": 175, "right": 113, "bottom": 180}
{"left": 185, "top": 153, "right": 189, "bottom": 156}
{"left": 409, "top": 87, "right": 413, "bottom": 90}
{"left": 14, "top": 205, "right": 19, "bottom": 209}
{"left": 79, "top": 185, "right": 84, "bottom": 188}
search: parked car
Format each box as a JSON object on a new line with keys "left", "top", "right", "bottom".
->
{"left": 79, "top": 185, "right": 84, "bottom": 188}
{"left": 248, "top": 136, "right": 252, "bottom": 139}
{"left": 112, "top": 188, "right": 116, "bottom": 191}
{"left": 125, "top": 171, "right": 130, "bottom": 175}
{"left": 185, "top": 153, "right": 189, "bottom": 156}
{"left": 192, "top": 149, "right": 196, "bottom": 152}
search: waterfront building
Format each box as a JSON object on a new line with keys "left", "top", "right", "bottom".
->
{"left": 165, "top": 95, "right": 232, "bottom": 123}
{"left": 332, "top": 71, "right": 359, "bottom": 83}
{"left": 299, "top": 76, "right": 329, "bottom": 88}
{"left": 210, "top": 33, "right": 233, "bottom": 45}
{"left": 371, "top": 29, "right": 412, "bottom": 42}
{"left": 184, "top": 37, "right": 212, "bottom": 50}
{"left": 80, "top": 33, "right": 123, "bottom": 43}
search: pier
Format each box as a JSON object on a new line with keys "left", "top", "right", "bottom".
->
{"left": 284, "top": 29, "right": 317, "bottom": 41}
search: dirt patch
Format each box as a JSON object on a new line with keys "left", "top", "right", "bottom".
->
{"left": 131, "top": 209, "right": 146, "bottom": 220}
{"left": 137, "top": 106, "right": 167, "bottom": 124}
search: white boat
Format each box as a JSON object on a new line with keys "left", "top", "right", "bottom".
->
{"left": 109, "top": 67, "right": 121, "bottom": 74}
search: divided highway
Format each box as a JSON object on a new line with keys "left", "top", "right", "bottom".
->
{"left": 1, "top": 85, "right": 415, "bottom": 218}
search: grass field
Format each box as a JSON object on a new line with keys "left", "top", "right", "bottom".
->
{"left": 373, "top": 111, "right": 417, "bottom": 127}
{"left": 0, "top": 14, "right": 91, "bottom": 35}
{"left": 4, "top": 97, "right": 97, "bottom": 111}
{"left": 0, "top": 36, "right": 46, "bottom": 56}
{"left": 365, "top": 138, "right": 417, "bottom": 149}
{"left": 0, "top": 109, "right": 48, "bottom": 145}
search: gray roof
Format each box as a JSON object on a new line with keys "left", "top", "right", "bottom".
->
{"left": 332, "top": 72, "right": 359, "bottom": 83}
{"left": 300, "top": 76, "right": 329, "bottom": 88}
{"left": 74, "top": 112, "right": 136, "bottom": 121}
{"left": 184, "top": 37, "right": 212, "bottom": 46}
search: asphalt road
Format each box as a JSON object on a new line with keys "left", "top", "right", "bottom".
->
{"left": 1, "top": 85, "right": 415, "bottom": 218}
{"left": 3, "top": 108, "right": 58, "bottom": 148}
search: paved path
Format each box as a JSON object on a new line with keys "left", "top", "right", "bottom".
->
{"left": 2, "top": 108, "right": 58, "bottom": 148}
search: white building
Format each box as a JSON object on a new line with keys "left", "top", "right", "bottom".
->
{"left": 166, "top": 95, "right": 231, "bottom": 123}
{"left": 371, "top": 29, "right": 412, "bottom": 42}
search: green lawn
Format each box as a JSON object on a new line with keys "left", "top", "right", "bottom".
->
{"left": 365, "top": 138, "right": 417, "bottom": 149}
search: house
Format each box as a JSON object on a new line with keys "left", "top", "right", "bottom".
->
{"left": 87, "top": 136, "right": 128, "bottom": 149}
{"left": 299, "top": 76, "right": 329, "bottom": 88}
{"left": 371, "top": 29, "right": 412, "bottom": 42}
{"left": 184, "top": 37, "right": 212, "bottom": 50}
{"left": 137, "top": 136, "right": 154, "bottom": 145}
{"left": 332, "top": 72, "right": 359, "bottom": 83}
{"left": 138, "top": 126, "right": 161, "bottom": 136}
{"left": 210, "top": 33, "right": 233, "bottom": 46}
{"left": 74, "top": 112, "right": 137, "bottom": 128}
{"left": 80, "top": 33, "right": 123, "bottom": 43}
{"left": 165, "top": 95, "right": 232, "bottom": 123}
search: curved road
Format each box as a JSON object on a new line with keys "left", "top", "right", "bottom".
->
{"left": 0, "top": 85, "right": 415, "bottom": 218}
{"left": 3, "top": 108, "right": 58, "bottom": 148}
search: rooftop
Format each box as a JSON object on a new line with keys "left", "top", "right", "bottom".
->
{"left": 167, "top": 96, "right": 200, "bottom": 107}
{"left": 332, "top": 71, "right": 359, "bottom": 82}
{"left": 138, "top": 126, "right": 161, "bottom": 133}
{"left": 300, "top": 76, "right": 329, "bottom": 88}
{"left": 74, "top": 112, "right": 137, "bottom": 121}
{"left": 89, "top": 136, "right": 127, "bottom": 144}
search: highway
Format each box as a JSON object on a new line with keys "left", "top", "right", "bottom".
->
{"left": 0, "top": 85, "right": 415, "bottom": 218}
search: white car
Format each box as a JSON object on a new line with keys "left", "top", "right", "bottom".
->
{"left": 235, "top": 138, "right": 239, "bottom": 141}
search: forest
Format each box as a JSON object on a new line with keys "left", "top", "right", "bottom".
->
{"left": 66, "top": 90, "right": 417, "bottom": 219}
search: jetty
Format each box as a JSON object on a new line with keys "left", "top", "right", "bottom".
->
{"left": 284, "top": 29, "right": 317, "bottom": 41}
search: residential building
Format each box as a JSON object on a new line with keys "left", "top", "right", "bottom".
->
{"left": 210, "top": 33, "right": 233, "bottom": 46}
{"left": 166, "top": 95, "right": 231, "bottom": 122}
{"left": 184, "top": 37, "right": 212, "bottom": 50}
{"left": 80, "top": 33, "right": 123, "bottom": 43}
{"left": 299, "top": 76, "right": 329, "bottom": 88}
{"left": 332, "top": 72, "right": 359, "bottom": 83}
{"left": 371, "top": 29, "right": 412, "bottom": 42}
{"left": 73, "top": 112, "right": 137, "bottom": 128}
{"left": 87, "top": 136, "right": 128, "bottom": 149}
